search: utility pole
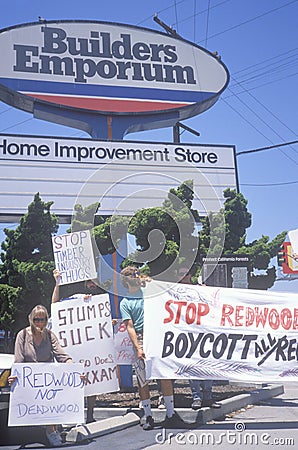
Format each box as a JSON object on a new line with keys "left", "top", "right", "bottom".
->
{"left": 173, "top": 122, "right": 201, "bottom": 143}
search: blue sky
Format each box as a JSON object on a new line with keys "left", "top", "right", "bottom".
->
{"left": 0, "top": 0, "right": 297, "bottom": 291}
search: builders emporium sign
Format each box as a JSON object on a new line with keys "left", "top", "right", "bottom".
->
{"left": 0, "top": 20, "right": 229, "bottom": 115}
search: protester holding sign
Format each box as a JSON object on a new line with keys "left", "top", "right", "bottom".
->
{"left": 52, "top": 268, "right": 103, "bottom": 423}
{"left": 178, "top": 266, "right": 221, "bottom": 410}
{"left": 8, "top": 305, "right": 74, "bottom": 447}
{"left": 52, "top": 230, "right": 98, "bottom": 285}
{"left": 120, "top": 266, "right": 184, "bottom": 430}
{"left": 52, "top": 268, "right": 104, "bottom": 303}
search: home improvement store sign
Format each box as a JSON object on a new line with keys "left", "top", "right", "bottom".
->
{"left": 0, "top": 20, "right": 229, "bottom": 117}
{"left": 0, "top": 134, "right": 237, "bottom": 218}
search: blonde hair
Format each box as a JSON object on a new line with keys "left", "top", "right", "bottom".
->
{"left": 28, "top": 304, "right": 49, "bottom": 340}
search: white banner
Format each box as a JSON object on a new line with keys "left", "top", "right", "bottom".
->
{"left": 289, "top": 228, "right": 298, "bottom": 255}
{"left": 51, "top": 294, "right": 119, "bottom": 395}
{"left": 113, "top": 321, "right": 135, "bottom": 365}
{"left": 8, "top": 363, "right": 84, "bottom": 426}
{"left": 52, "top": 230, "right": 97, "bottom": 285}
{"left": 144, "top": 281, "right": 298, "bottom": 382}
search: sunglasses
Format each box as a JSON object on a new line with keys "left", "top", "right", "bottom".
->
{"left": 131, "top": 270, "right": 140, "bottom": 278}
{"left": 33, "top": 317, "right": 46, "bottom": 323}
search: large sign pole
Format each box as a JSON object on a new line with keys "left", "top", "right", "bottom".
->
{"left": 0, "top": 18, "right": 232, "bottom": 389}
{"left": 107, "top": 121, "right": 133, "bottom": 389}
{"left": 34, "top": 100, "right": 181, "bottom": 140}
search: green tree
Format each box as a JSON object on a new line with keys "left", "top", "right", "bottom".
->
{"left": 68, "top": 202, "right": 130, "bottom": 257}
{"left": 199, "top": 188, "right": 286, "bottom": 289}
{"left": 199, "top": 188, "right": 252, "bottom": 255}
{"left": 123, "top": 180, "right": 199, "bottom": 279}
{"left": 93, "top": 215, "right": 130, "bottom": 256}
{"left": 0, "top": 284, "right": 21, "bottom": 352}
{"left": 69, "top": 202, "right": 104, "bottom": 232}
{"left": 0, "top": 193, "right": 59, "bottom": 339}
{"left": 123, "top": 183, "right": 286, "bottom": 290}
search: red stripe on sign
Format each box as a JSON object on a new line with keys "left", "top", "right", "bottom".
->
{"left": 27, "top": 93, "right": 190, "bottom": 112}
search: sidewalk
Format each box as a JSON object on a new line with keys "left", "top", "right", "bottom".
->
{"left": 65, "top": 384, "right": 284, "bottom": 443}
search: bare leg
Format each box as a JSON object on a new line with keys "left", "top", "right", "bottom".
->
{"left": 138, "top": 382, "right": 150, "bottom": 400}
{"left": 160, "top": 379, "right": 173, "bottom": 396}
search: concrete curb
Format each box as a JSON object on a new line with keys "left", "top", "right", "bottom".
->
{"left": 196, "top": 383, "right": 284, "bottom": 424}
{"left": 65, "top": 411, "right": 140, "bottom": 443}
{"left": 65, "top": 384, "right": 284, "bottom": 443}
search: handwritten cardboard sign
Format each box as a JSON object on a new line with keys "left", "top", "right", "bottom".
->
{"left": 51, "top": 294, "right": 119, "bottom": 396}
{"left": 8, "top": 363, "right": 84, "bottom": 426}
{"left": 52, "top": 230, "right": 97, "bottom": 285}
{"left": 113, "top": 321, "right": 135, "bottom": 365}
{"left": 134, "top": 358, "right": 148, "bottom": 388}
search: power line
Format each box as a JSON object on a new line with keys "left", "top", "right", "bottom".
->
{"left": 198, "top": 0, "right": 298, "bottom": 42}
{"left": 232, "top": 59, "right": 298, "bottom": 88}
{"left": 237, "top": 140, "right": 298, "bottom": 156}
{"left": 137, "top": 0, "right": 188, "bottom": 26}
{"left": 229, "top": 53, "right": 298, "bottom": 89}
{"left": 166, "top": 0, "right": 232, "bottom": 31}
{"left": 204, "top": 0, "right": 211, "bottom": 48}
{"left": 227, "top": 70, "right": 298, "bottom": 97}
{"left": 150, "top": 0, "right": 298, "bottom": 164}
{"left": 174, "top": 0, "right": 179, "bottom": 32}
{"left": 0, "top": 107, "right": 12, "bottom": 115}
{"left": 225, "top": 71, "right": 298, "bottom": 99}
{"left": 241, "top": 180, "right": 298, "bottom": 187}
{"left": 223, "top": 96, "right": 298, "bottom": 165}
{"left": 233, "top": 82, "right": 298, "bottom": 148}
{"left": 223, "top": 61, "right": 298, "bottom": 164}
{"left": 226, "top": 74, "right": 298, "bottom": 159}
{"left": 193, "top": 0, "right": 197, "bottom": 42}
{"left": 1, "top": 118, "right": 33, "bottom": 132}
{"left": 222, "top": 97, "right": 277, "bottom": 145}
{"left": 232, "top": 48, "right": 298, "bottom": 77}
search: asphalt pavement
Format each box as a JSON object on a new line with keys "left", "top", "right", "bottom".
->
{"left": 145, "top": 381, "right": 298, "bottom": 450}
{"left": 70, "top": 382, "right": 297, "bottom": 450}
{"left": 1, "top": 383, "right": 292, "bottom": 449}
{"left": 64, "top": 383, "right": 284, "bottom": 445}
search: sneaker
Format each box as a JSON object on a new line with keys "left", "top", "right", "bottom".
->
{"left": 162, "top": 412, "right": 185, "bottom": 428}
{"left": 46, "top": 430, "right": 63, "bottom": 447}
{"left": 202, "top": 399, "right": 221, "bottom": 408}
{"left": 191, "top": 398, "right": 202, "bottom": 410}
{"left": 157, "top": 395, "right": 166, "bottom": 409}
{"left": 143, "top": 415, "right": 155, "bottom": 431}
